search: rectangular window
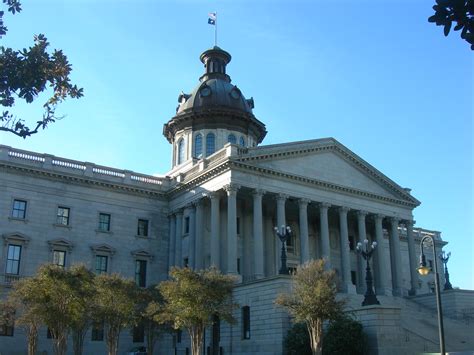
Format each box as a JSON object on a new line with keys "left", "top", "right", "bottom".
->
{"left": 91, "top": 322, "right": 104, "bottom": 341}
{"left": 428, "top": 259, "right": 433, "bottom": 272}
{"left": 98, "top": 213, "right": 111, "bottom": 232}
{"left": 53, "top": 250, "right": 66, "bottom": 267}
{"left": 183, "top": 258, "right": 189, "bottom": 268}
{"left": 135, "top": 260, "right": 147, "bottom": 287}
{"left": 132, "top": 323, "right": 145, "bottom": 343}
{"left": 242, "top": 306, "right": 250, "bottom": 339}
{"left": 0, "top": 324, "right": 14, "bottom": 337}
{"left": 56, "top": 207, "right": 70, "bottom": 226}
{"left": 236, "top": 217, "right": 240, "bottom": 235}
{"left": 184, "top": 217, "right": 190, "bottom": 234}
{"left": 237, "top": 258, "right": 241, "bottom": 274}
{"left": 6, "top": 245, "right": 21, "bottom": 275}
{"left": 177, "top": 329, "right": 182, "bottom": 343}
{"left": 95, "top": 255, "right": 108, "bottom": 274}
{"left": 351, "top": 271, "right": 357, "bottom": 285}
{"left": 12, "top": 200, "right": 27, "bottom": 219}
{"left": 348, "top": 235, "right": 355, "bottom": 251}
{"left": 137, "top": 219, "right": 149, "bottom": 237}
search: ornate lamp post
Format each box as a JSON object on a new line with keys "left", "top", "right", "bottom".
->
{"left": 440, "top": 251, "right": 453, "bottom": 291}
{"left": 274, "top": 225, "right": 291, "bottom": 275}
{"left": 417, "top": 235, "right": 445, "bottom": 355}
{"left": 356, "top": 239, "right": 380, "bottom": 306}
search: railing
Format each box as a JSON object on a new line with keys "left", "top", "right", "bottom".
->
{"left": 0, "top": 145, "right": 168, "bottom": 190}
{"left": 2, "top": 274, "right": 21, "bottom": 286}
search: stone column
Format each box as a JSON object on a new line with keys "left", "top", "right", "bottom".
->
{"left": 298, "top": 199, "right": 310, "bottom": 264}
{"left": 188, "top": 204, "right": 196, "bottom": 269}
{"left": 356, "top": 211, "right": 368, "bottom": 291}
{"left": 225, "top": 184, "right": 239, "bottom": 276}
{"left": 194, "top": 199, "right": 204, "bottom": 270}
{"left": 406, "top": 220, "right": 418, "bottom": 295}
{"left": 338, "top": 207, "right": 355, "bottom": 293}
{"left": 168, "top": 214, "right": 176, "bottom": 270}
{"left": 210, "top": 192, "right": 221, "bottom": 268}
{"left": 252, "top": 189, "right": 265, "bottom": 279}
{"left": 175, "top": 210, "right": 184, "bottom": 267}
{"left": 373, "top": 214, "right": 389, "bottom": 295}
{"left": 276, "top": 194, "right": 288, "bottom": 274}
{"left": 319, "top": 202, "right": 331, "bottom": 268}
{"left": 389, "top": 217, "right": 403, "bottom": 296}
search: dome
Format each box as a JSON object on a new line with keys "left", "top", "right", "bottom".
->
{"left": 163, "top": 47, "right": 266, "bottom": 144}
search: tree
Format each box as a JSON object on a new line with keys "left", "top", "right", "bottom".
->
{"left": 94, "top": 273, "right": 139, "bottom": 355}
{"left": 284, "top": 322, "right": 312, "bottom": 355}
{"left": 158, "top": 267, "right": 237, "bottom": 355}
{"left": 0, "top": 0, "right": 83, "bottom": 138}
{"left": 138, "top": 286, "right": 172, "bottom": 355}
{"left": 275, "top": 259, "right": 345, "bottom": 355}
{"left": 428, "top": 0, "right": 474, "bottom": 49}
{"left": 322, "top": 315, "right": 367, "bottom": 355}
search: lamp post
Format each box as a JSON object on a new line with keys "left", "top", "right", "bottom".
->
{"left": 274, "top": 225, "right": 291, "bottom": 275}
{"left": 417, "top": 235, "right": 445, "bottom": 355}
{"left": 439, "top": 251, "right": 453, "bottom": 291}
{"left": 356, "top": 239, "right": 380, "bottom": 306}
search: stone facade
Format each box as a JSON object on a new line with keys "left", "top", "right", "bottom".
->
{"left": 0, "top": 46, "right": 470, "bottom": 355}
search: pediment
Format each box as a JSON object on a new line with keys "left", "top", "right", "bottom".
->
{"left": 3, "top": 232, "right": 30, "bottom": 246}
{"left": 90, "top": 243, "right": 116, "bottom": 256}
{"left": 131, "top": 249, "right": 154, "bottom": 261}
{"left": 237, "top": 139, "right": 418, "bottom": 205}
{"left": 47, "top": 238, "right": 74, "bottom": 251}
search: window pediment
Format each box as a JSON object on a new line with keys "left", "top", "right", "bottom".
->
{"left": 131, "top": 249, "right": 154, "bottom": 262}
{"left": 47, "top": 238, "right": 74, "bottom": 252}
{"left": 3, "top": 233, "right": 30, "bottom": 246}
{"left": 90, "top": 243, "right": 116, "bottom": 256}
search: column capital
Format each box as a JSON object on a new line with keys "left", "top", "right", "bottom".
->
{"left": 192, "top": 197, "right": 205, "bottom": 207}
{"left": 208, "top": 191, "right": 221, "bottom": 200}
{"left": 319, "top": 202, "right": 331, "bottom": 209}
{"left": 356, "top": 210, "right": 368, "bottom": 218}
{"left": 276, "top": 193, "right": 289, "bottom": 202}
{"left": 374, "top": 213, "right": 385, "bottom": 222}
{"left": 404, "top": 219, "right": 414, "bottom": 227}
{"left": 173, "top": 208, "right": 184, "bottom": 216}
{"left": 298, "top": 198, "right": 311, "bottom": 207}
{"left": 390, "top": 217, "right": 400, "bottom": 224}
{"left": 252, "top": 188, "right": 266, "bottom": 197}
{"left": 223, "top": 183, "right": 240, "bottom": 195}
{"left": 338, "top": 206, "right": 350, "bottom": 214}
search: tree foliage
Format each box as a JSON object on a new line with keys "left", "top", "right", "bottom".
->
{"left": 0, "top": 0, "right": 83, "bottom": 138}
{"left": 94, "top": 273, "right": 139, "bottom": 355}
{"left": 322, "top": 315, "right": 367, "bottom": 355}
{"left": 284, "top": 322, "right": 312, "bottom": 355}
{"left": 428, "top": 0, "right": 474, "bottom": 49}
{"left": 275, "top": 259, "right": 345, "bottom": 355}
{"left": 158, "top": 267, "right": 237, "bottom": 355}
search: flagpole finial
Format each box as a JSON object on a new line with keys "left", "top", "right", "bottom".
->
{"left": 208, "top": 11, "right": 217, "bottom": 46}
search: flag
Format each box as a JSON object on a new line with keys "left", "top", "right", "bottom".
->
{"left": 208, "top": 12, "right": 216, "bottom": 25}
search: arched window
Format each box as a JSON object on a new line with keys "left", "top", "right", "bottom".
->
{"left": 227, "top": 134, "right": 237, "bottom": 144}
{"left": 206, "top": 133, "right": 215, "bottom": 157}
{"left": 177, "top": 138, "right": 185, "bottom": 165}
{"left": 194, "top": 134, "right": 203, "bottom": 158}
{"left": 239, "top": 136, "right": 246, "bottom": 147}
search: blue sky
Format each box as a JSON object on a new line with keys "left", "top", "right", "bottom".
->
{"left": 1, "top": 0, "right": 472, "bottom": 289}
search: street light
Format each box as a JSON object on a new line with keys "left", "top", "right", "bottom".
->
{"left": 440, "top": 251, "right": 453, "bottom": 291}
{"left": 356, "top": 239, "right": 380, "bottom": 306}
{"left": 417, "top": 235, "right": 445, "bottom": 355}
{"left": 274, "top": 225, "right": 291, "bottom": 275}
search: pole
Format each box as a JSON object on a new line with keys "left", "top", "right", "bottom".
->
{"left": 215, "top": 11, "right": 217, "bottom": 46}
{"left": 432, "top": 240, "right": 446, "bottom": 355}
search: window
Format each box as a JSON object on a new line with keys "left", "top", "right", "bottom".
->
{"left": 183, "top": 258, "right": 189, "bottom": 268}
{"left": 227, "top": 134, "right": 236, "bottom": 144}
{"left": 98, "top": 213, "right": 111, "bottom": 232}
{"left": 184, "top": 216, "right": 190, "bottom": 234}
{"left": 237, "top": 258, "right": 241, "bottom": 274}
{"left": 135, "top": 260, "right": 147, "bottom": 287}
{"left": 351, "top": 271, "right": 357, "bottom": 285}
{"left": 177, "top": 138, "right": 185, "bottom": 165}
{"left": 0, "top": 324, "right": 14, "bottom": 337}
{"left": 194, "top": 134, "right": 203, "bottom": 158}
{"left": 242, "top": 306, "right": 250, "bottom": 339}
{"left": 47, "top": 327, "right": 53, "bottom": 339}
{"left": 206, "top": 133, "right": 215, "bottom": 157}
{"left": 56, "top": 207, "right": 70, "bottom": 226}
{"left": 91, "top": 322, "right": 104, "bottom": 341}
{"left": 137, "top": 219, "right": 149, "bottom": 237}
{"left": 239, "top": 136, "right": 245, "bottom": 147}
{"left": 133, "top": 324, "right": 145, "bottom": 343}
{"left": 53, "top": 250, "right": 66, "bottom": 267}
{"left": 6, "top": 245, "right": 21, "bottom": 275}
{"left": 348, "top": 235, "right": 355, "bottom": 251}
{"left": 176, "top": 329, "right": 182, "bottom": 343}
{"left": 236, "top": 217, "right": 240, "bottom": 235}
{"left": 428, "top": 259, "right": 433, "bottom": 272}
{"left": 12, "top": 200, "right": 27, "bottom": 219}
{"left": 95, "top": 255, "right": 108, "bottom": 274}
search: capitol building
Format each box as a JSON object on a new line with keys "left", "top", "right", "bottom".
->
{"left": 0, "top": 46, "right": 472, "bottom": 355}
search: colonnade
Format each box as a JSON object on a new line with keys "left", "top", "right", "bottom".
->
{"left": 168, "top": 185, "right": 419, "bottom": 296}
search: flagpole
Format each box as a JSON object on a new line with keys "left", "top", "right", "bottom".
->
{"left": 215, "top": 11, "right": 217, "bottom": 46}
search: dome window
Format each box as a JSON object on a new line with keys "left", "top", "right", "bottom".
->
{"left": 230, "top": 87, "right": 241, "bottom": 99}
{"left": 177, "top": 138, "right": 185, "bottom": 165}
{"left": 239, "top": 136, "right": 246, "bottom": 147}
{"left": 194, "top": 134, "right": 203, "bottom": 158}
{"left": 200, "top": 85, "right": 211, "bottom": 97}
{"left": 206, "top": 133, "right": 216, "bottom": 157}
{"left": 228, "top": 134, "right": 237, "bottom": 144}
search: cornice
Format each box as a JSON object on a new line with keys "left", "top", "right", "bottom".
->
{"left": 0, "top": 162, "right": 167, "bottom": 200}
